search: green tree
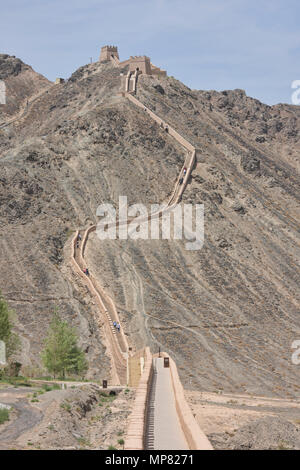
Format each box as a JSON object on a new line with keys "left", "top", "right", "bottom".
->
{"left": 0, "top": 291, "right": 20, "bottom": 359}
{"left": 41, "top": 310, "right": 88, "bottom": 379}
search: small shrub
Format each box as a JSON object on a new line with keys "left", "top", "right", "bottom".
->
{"left": 118, "top": 438, "right": 125, "bottom": 449}
{"left": 60, "top": 402, "right": 72, "bottom": 412}
{"left": 77, "top": 437, "right": 91, "bottom": 447}
{"left": 0, "top": 408, "right": 9, "bottom": 424}
{"left": 42, "top": 383, "right": 60, "bottom": 392}
{"left": 277, "top": 441, "right": 290, "bottom": 450}
{"left": 99, "top": 393, "right": 116, "bottom": 404}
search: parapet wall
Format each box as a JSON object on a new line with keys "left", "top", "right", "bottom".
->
{"left": 124, "top": 350, "right": 213, "bottom": 450}
{"left": 129, "top": 56, "right": 152, "bottom": 75}
{"left": 150, "top": 63, "right": 167, "bottom": 77}
{"left": 165, "top": 354, "right": 213, "bottom": 450}
{"left": 126, "top": 93, "right": 194, "bottom": 152}
{"left": 125, "top": 92, "right": 196, "bottom": 206}
{"left": 80, "top": 226, "right": 128, "bottom": 383}
{"left": 124, "top": 347, "right": 153, "bottom": 450}
{"left": 70, "top": 230, "right": 127, "bottom": 385}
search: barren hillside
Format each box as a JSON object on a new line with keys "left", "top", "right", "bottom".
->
{"left": 0, "top": 54, "right": 50, "bottom": 121}
{"left": 0, "top": 56, "right": 299, "bottom": 398}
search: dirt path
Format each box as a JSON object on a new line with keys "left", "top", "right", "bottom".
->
{"left": 0, "top": 389, "right": 43, "bottom": 449}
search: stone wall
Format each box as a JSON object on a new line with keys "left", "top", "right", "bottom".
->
{"left": 124, "top": 347, "right": 153, "bottom": 450}
{"left": 165, "top": 354, "right": 213, "bottom": 450}
{"left": 129, "top": 56, "right": 152, "bottom": 75}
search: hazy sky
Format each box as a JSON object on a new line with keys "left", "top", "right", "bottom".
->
{"left": 1, "top": 0, "right": 299, "bottom": 105}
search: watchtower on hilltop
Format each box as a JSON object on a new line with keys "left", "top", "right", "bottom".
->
{"left": 129, "top": 56, "right": 152, "bottom": 75}
{"left": 99, "top": 45, "right": 119, "bottom": 62}
{"left": 98, "top": 45, "right": 167, "bottom": 77}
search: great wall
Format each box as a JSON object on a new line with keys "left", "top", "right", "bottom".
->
{"left": 0, "top": 23, "right": 299, "bottom": 449}
{"left": 67, "top": 46, "right": 213, "bottom": 450}
{"left": 0, "top": 45, "right": 212, "bottom": 450}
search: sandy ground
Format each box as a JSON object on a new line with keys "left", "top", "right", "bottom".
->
{"left": 186, "top": 390, "right": 300, "bottom": 449}
{"left": 0, "top": 383, "right": 135, "bottom": 450}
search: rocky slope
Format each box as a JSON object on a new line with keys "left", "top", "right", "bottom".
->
{"left": 0, "top": 55, "right": 50, "bottom": 121}
{"left": 210, "top": 416, "right": 300, "bottom": 450}
{"left": 0, "top": 55, "right": 299, "bottom": 397}
{"left": 0, "top": 58, "right": 183, "bottom": 380}
{"left": 186, "top": 390, "right": 300, "bottom": 450}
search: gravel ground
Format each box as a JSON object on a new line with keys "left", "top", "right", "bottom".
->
{"left": 0, "top": 384, "right": 135, "bottom": 450}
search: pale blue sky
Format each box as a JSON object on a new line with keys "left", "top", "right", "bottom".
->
{"left": 1, "top": 0, "right": 299, "bottom": 104}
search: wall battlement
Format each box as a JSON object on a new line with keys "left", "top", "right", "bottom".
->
{"left": 99, "top": 45, "right": 167, "bottom": 76}
{"left": 130, "top": 55, "right": 150, "bottom": 60}
{"left": 99, "top": 45, "right": 120, "bottom": 62}
{"left": 129, "top": 56, "right": 151, "bottom": 74}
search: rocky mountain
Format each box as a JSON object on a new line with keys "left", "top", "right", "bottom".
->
{"left": 0, "top": 55, "right": 299, "bottom": 398}
{"left": 0, "top": 54, "right": 50, "bottom": 121}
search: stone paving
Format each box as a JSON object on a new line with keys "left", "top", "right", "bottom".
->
{"left": 152, "top": 357, "right": 188, "bottom": 450}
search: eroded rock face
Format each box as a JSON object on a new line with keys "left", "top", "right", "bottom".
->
{"left": 0, "top": 54, "right": 29, "bottom": 80}
{"left": 241, "top": 153, "right": 261, "bottom": 173}
{"left": 0, "top": 57, "right": 299, "bottom": 396}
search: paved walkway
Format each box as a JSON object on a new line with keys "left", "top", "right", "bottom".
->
{"left": 149, "top": 357, "right": 188, "bottom": 450}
